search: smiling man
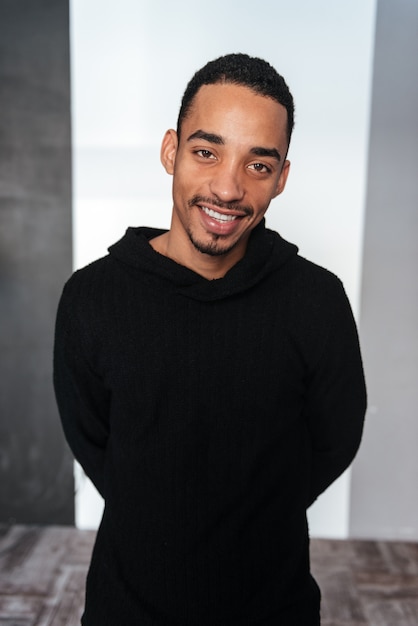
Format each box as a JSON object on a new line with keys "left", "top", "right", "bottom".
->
{"left": 54, "top": 54, "right": 367, "bottom": 625}
{"left": 151, "top": 80, "right": 290, "bottom": 277}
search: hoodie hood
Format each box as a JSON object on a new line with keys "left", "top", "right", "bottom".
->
{"left": 108, "top": 219, "right": 298, "bottom": 302}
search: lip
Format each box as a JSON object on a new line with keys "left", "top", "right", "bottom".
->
{"left": 198, "top": 199, "right": 246, "bottom": 215}
{"left": 197, "top": 202, "right": 246, "bottom": 236}
{"left": 200, "top": 205, "right": 241, "bottom": 221}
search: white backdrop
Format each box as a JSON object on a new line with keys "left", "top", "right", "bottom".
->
{"left": 70, "top": 0, "right": 377, "bottom": 536}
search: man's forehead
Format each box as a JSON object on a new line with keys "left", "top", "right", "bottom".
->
{"left": 182, "top": 83, "right": 288, "bottom": 145}
{"left": 192, "top": 81, "right": 264, "bottom": 103}
{"left": 187, "top": 83, "right": 287, "bottom": 121}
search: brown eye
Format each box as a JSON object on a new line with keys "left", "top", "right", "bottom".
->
{"left": 249, "top": 162, "right": 271, "bottom": 173}
{"left": 196, "top": 149, "right": 214, "bottom": 159}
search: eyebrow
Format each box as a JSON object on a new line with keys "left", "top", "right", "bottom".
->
{"left": 187, "top": 130, "right": 224, "bottom": 145}
{"left": 250, "top": 146, "right": 281, "bottom": 162}
{"left": 187, "top": 129, "right": 281, "bottom": 162}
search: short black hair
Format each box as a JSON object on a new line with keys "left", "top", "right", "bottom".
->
{"left": 177, "top": 53, "right": 295, "bottom": 145}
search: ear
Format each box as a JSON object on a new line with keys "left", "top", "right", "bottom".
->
{"left": 160, "top": 129, "right": 178, "bottom": 175}
{"left": 273, "top": 159, "right": 291, "bottom": 198}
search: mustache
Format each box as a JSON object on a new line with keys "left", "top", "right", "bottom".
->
{"left": 189, "top": 195, "right": 253, "bottom": 217}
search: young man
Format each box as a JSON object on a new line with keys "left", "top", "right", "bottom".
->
{"left": 54, "top": 53, "right": 366, "bottom": 625}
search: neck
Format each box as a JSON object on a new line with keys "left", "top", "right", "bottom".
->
{"left": 149, "top": 231, "right": 247, "bottom": 280}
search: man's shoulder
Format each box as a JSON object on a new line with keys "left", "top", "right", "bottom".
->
{"left": 58, "top": 255, "right": 115, "bottom": 314}
{"left": 55, "top": 254, "right": 127, "bottom": 344}
{"left": 284, "top": 252, "right": 344, "bottom": 293}
{"left": 264, "top": 226, "right": 341, "bottom": 288}
{"left": 65, "top": 254, "right": 113, "bottom": 287}
{"left": 274, "top": 253, "right": 354, "bottom": 330}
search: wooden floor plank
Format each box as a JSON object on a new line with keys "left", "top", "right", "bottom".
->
{"left": 314, "top": 568, "right": 367, "bottom": 623}
{"left": 363, "top": 597, "right": 418, "bottom": 626}
{"left": 0, "top": 525, "right": 417, "bottom": 625}
{"left": 379, "top": 541, "right": 418, "bottom": 576}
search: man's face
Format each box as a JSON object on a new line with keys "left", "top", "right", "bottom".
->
{"left": 161, "top": 82, "right": 290, "bottom": 263}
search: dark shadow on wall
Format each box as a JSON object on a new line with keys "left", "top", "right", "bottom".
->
{"left": 0, "top": 0, "right": 74, "bottom": 524}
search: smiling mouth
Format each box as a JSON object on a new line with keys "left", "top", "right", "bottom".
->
{"left": 200, "top": 206, "right": 238, "bottom": 222}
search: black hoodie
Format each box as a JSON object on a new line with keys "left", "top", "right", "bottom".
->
{"left": 54, "top": 220, "right": 366, "bottom": 626}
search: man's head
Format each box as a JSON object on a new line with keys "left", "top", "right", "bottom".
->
{"left": 157, "top": 53, "right": 293, "bottom": 277}
{"left": 177, "top": 53, "right": 295, "bottom": 146}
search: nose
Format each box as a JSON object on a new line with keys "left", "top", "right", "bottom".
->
{"left": 209, "top": 161, "right": 244, "bottom": 203}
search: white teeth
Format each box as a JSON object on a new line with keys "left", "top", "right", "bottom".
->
{"left": 201, "top": 206, "right": 237, "bottom": 222}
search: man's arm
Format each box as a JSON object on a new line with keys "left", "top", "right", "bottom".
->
{"left": 53, "top": 282, "right": 110, "bottom": 498}
{"left": 304, "top": 282, "right": 367, "bottom": 506}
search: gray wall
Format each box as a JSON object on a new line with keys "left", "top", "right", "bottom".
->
{"left": 349, "top": 0, "right": 418, "bottom": 540}
{"left": 0, "top": 0, "right": 74, "bottom": 524}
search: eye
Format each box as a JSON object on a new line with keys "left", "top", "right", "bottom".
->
{"left": 249, "top": 162, "right": 272, "bottom": 173}
{"left": 195, "top": 149, "right": 215, "bottom": 159}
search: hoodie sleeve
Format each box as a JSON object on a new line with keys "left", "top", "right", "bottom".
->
{"left": 304, "top": 281, "right": 367, "bottom": 507}
{"left": 53, "top": 280, "right": 110, "bottom": 498}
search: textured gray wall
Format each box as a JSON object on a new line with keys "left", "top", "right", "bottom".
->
{"left": 0, "top": 0, "right": 74, "bottom": 523}
{"left": 350, "top": 0, "right": 418, "bottom": 539}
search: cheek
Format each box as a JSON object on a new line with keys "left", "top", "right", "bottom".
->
{"left": 173, "top": 164, "right": 205, "bottom": 199}
{"left": 172, "top": 168, "right": 187, "bottom": 195}
{"left": 251, "top": 185, "right": 277, "bottom": 209}
{"left": 172, "top": 172, "right": 197, "bottom": 212}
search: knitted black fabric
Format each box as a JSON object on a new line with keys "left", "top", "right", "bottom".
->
{"left": 53, "top": 220, "right": 366, "bottom": 625}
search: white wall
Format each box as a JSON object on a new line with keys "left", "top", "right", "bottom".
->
{"left": 70, "top": 0, "right": 377, "bottom": 536}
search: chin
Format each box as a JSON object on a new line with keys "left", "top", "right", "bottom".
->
{"left": 189, "top": 232, "right": 239, "bottom": 257}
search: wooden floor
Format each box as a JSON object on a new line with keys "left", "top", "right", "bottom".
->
{"left": 0, "top": 525, "right": 417, "bottom": 625}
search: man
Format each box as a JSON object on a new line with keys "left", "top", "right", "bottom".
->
{"left": 54, "top": 53, "right": 366, "bottom": 625}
